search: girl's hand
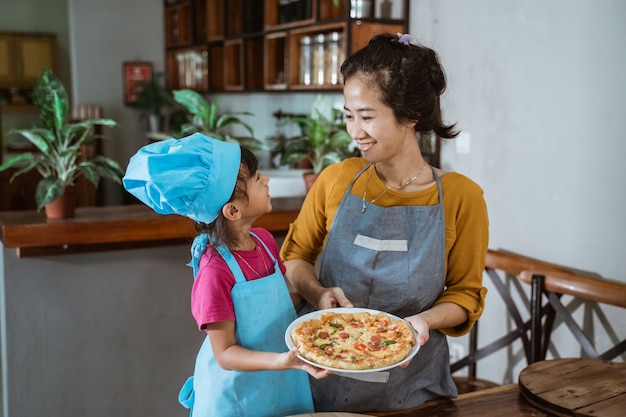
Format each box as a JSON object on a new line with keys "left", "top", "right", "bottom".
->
{"left": 282, "top": 348, "right": 332, "bottom": 379}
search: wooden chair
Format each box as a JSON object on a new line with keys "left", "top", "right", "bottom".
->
{"left": 520, "top": 269, "right": 626, "bottom": 363}
{"left": 450, "top": 249, "right": 574, "bottom": 393}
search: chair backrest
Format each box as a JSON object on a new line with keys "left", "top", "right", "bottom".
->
{"left": 520, "top": 269, "right": 626, "bottom": 362}
{"left": 450, "top": 249, "right": 574, "bottom": 382}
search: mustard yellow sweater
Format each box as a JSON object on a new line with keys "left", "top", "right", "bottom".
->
{"left": 280, "top": 158, "right": 489, "bottom": 336}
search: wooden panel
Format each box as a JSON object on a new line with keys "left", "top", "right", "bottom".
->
{"left": 225, "top": 0, "right": 243, "bottom": 37}
{"left": 320, "top": 0, "right": 347, "bottom": 20}
{"left": 206, "top": 0, "right": 224, "bottom": 40}
{"left": 0, "top": 32, "right": 56, "bottom": 88}
{"left": 264, "top": 32, "right": 288, "bottom": 89}
{"left": 245, "top": 37, "right": 264, "bottom": 90}
{"left": 350, "top": 22, "right": 405, "bottom": 53}
{"left": 17, "top": 35, "right": 55, "bottom": 81}
{"left": 224, "top": 39, "right": 243, "bottom": 90}
{"left": 208, "top": 43, "right": 224, "bottom": 90}
{"left": 0, "top": 34, "right": 15, "bottom": 84}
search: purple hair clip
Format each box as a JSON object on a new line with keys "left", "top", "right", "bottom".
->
{"left": 397, "top": 33, "right": 417, "bottom": 46}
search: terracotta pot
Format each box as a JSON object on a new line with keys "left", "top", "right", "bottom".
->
{"left": 44, "top": 186, "right": 77, "bottom": 220}
{"left": 302, "top": 172, "right": 319, "bottom": 192}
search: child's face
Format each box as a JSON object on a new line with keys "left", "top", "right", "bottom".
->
{"left": 243, "top": 170, "right": 272, "bottom": 217}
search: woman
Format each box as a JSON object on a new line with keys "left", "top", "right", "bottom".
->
{"left": 280, "top": 33, "right": 489, "bottom": 412}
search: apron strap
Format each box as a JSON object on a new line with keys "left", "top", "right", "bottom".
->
{"left": 178, "top": 376, "right": 195, "bottom": 410}
{"left": 216, "top": 244, "right": 247, "bottom": 284}
{"left": 250, "top": 231, "right": 277, "bottom": 263}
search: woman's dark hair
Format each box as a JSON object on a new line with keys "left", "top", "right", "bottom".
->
{"left": 195, "top": 145, "right": 258, "bottom": 248}
{"left": 340, "top": 33, "right": 458, "bottom": 139}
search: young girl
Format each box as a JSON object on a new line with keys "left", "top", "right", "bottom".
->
{"left": 123, "top": 133, "right": 327, "bottom": 417}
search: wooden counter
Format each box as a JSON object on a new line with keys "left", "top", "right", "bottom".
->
{"left": 0, "top": 197, "right": 303, "bottom": 257}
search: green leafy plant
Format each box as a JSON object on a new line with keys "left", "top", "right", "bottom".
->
{"left": 130, "top": 72, "right": 175, "bottom": 117}
{"left": 172, "top": 89, "right": 266, "bottom": 151}
{"left": 279, "top": 95, "right": 353, "bottom": 174}
{"left": 0, "top": 69, "right": 123, "bottom": 210}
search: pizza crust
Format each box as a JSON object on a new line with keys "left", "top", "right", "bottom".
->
{"left": 291, "top": 311, "right": 416, "bottom": 370}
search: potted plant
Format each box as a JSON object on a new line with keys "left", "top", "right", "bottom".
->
{"left": 130, "top": 72, "right": 176, "bottom": 132}
{"left": 171, "top": 89, "right": 266, "bottom": 151}
{"left": 0, "top": 69, "right": 123, "bottom": 218}
{"left": 278, "top": 95, "right": 354, "bottom": 189}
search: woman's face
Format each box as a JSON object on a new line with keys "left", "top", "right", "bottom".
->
{"left": 343, "top": 74, "right": 416, "bottom": 164}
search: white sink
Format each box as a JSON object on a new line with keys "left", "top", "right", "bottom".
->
{"left": 263, "top": 169, "right": 308, "bottom": 198}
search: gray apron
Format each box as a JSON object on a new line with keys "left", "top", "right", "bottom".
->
{"left": 310, "top": 164, "right": 457, "bottom": 412}
{"left": 179, "top": 232, "right": 314, "bottom": 417}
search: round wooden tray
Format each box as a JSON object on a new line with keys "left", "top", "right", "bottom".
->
{"left": 518, "top": 358, "right": 626, "bottom": 417}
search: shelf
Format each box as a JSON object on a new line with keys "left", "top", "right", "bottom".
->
{"left": 224, "top": 39, "right": 244, "bottom": 90}
{"left": 206, "top": 0, "right": 224, "bottom": 40}
{"left": 163, "top": 0, "right": 409, "bottom": 92}
{"left": 264, "top": 32, "right": 288, "bottom": 89}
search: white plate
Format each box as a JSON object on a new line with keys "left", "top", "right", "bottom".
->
{"left": 285, "top": 307, "right": 420, "bottom": 374}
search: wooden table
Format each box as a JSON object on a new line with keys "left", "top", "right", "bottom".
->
{"left": 368, "top": 358, "right": 625, "bottom": 417}
{"left": 368, "top": 384, "right": 551, "bottom": 417}
{"left": 519, "top": 358, "right": 626, "bottom": 417}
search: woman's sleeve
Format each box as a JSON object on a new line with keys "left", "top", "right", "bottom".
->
{"left": 435, "top": 179, "right": 489, "bottom": 337}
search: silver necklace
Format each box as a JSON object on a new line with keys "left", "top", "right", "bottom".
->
{"left": 233, "top": 244, "right": 270, "bottom": 278}
{"left": 361, "top": 163, "right": 429, "bottom": 213}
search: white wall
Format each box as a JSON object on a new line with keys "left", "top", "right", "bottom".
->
{"left": 67, "top": 0, "right": 165, "bottom": 205}
{"left": 412, "top": 0, "right": 626, "bottom": 281}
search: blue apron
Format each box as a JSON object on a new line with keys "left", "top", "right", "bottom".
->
{"left": 309, "top": 164, "right": 457, "bottom": 412}
{"left": 179, "top": 232, "right": 314, "bottom": 417}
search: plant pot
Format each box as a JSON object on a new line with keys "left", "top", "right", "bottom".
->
{"left": 147, "top": 114, "right": 162, "bottom": 132}
{"left": 302, "top": 171, "right": 319, "bottom": 193}
{"left": 44, "top": 186, "right": 77, "bottom": 220}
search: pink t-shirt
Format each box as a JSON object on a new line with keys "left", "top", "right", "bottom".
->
{"left": 190, "top": 228, "right": 286, "bottom": 331}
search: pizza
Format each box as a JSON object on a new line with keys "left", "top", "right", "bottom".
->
{"left": 290, "top": 310, "right": 417, "bottom": 370}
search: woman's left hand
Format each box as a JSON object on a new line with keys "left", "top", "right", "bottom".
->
{"left": 404, "top": 315, "right": 430, "bottom": 346}
{"left": 404, "top": 302, "right": 469, "bottom": 347}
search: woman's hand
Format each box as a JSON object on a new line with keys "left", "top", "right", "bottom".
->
{"left": 404, "top": 314, "right": 430, "bottom": 346}
{"left": 282, "top": 348, "right": 332, "bottom": 379}
{"left": 317, "top": 286, "right": 353, "bottom": 310}
{"left": 284, "top": 259, "right": 353, "bottom": 310}
{"left": 405, "top": 302, "right": 469, "bottom": 346}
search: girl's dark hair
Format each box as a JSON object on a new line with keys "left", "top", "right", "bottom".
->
{"left": 195, "top": 145, "right": 258, "bottom": 248}
{"left": 340, "top": 33, "right": 458, "bottom": 139}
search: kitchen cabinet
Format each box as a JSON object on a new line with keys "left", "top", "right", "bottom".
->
{"left": 163, "top": 0, "right": 409, "bottom": 92}
{"left": 0, "top": 32, "right": 56, "bottom": 101}
{"left": 0, "top": 32, "right": 57, "bottom": 211}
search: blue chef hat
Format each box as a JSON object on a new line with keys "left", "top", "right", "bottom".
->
{"left": 122, "top": 133, "right": 241, "bottom": 224}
